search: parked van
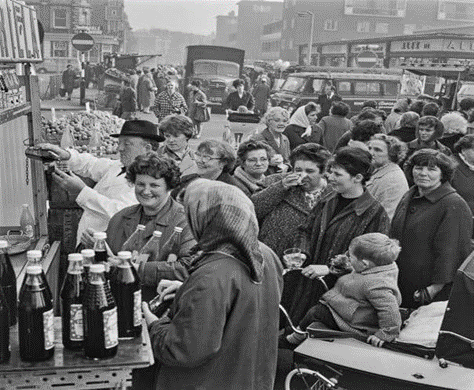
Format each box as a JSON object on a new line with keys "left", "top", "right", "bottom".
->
{"left": 271, "top": 70, "right": 401, "bottom": 115}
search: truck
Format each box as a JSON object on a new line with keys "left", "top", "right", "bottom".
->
{"left": 184, "top": 45, "right": 245, "bottom": 111}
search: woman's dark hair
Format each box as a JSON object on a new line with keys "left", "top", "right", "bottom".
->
{"left": 416, "top": 116, "right": 445, "bottom": 140}
{"left": 354, "top": 109, "right": 378, "bottom": 124}
{"left": 290, "top": 143, "right": 331, "bottom": 172}
{"left": 233, "top": 78, "right": 245, "bottom": 88}
{"left": 459, "top": 97, "right": 474, "bottom": 111}
{"left": 191, "top": 80, "right": 201, "bottom": 88}
{"left": 374, "top": 109, "right": 387, "bottom": 122}
{"left": 421, "top": 102, "right": 440, "bottom": 117}
{"left": 404, "top": 149, "right": 457, "bottom": 184}
{"left": 331, "top": 101, "right": 350, "bottom": 117}
{"left": 408, "top": 100, "right": 425, "bottom": 116}
{"left": 399, "top": 111, "right": 420, "bottom": 128}
{"left": 352, "top": 119, "right": 383, "bottom": 142}
{"left": 304, "top": 102, "right": 320, "bottom": 115}
{"left": 197, "top": 139, "right": 236, "bottom": 173}
{"left": 329, "top": 147, "right": 373, "bottom": 185}
{"left": 237, "top": 139, "right": 272, "bottom": 165}
{"left": 370, "top": 134, "right": 408, "bottom": 164}
{"left": 126, "top": 152, "right": 181, "bottom": 189}
{"left": 159, "top": 114, "right": 194, "bottom": 140}
{"left": 362, "top": 100, "right": 378, "bottom": 110}
{"left": 454, "top": 134, "right": 474, "bottom": 154}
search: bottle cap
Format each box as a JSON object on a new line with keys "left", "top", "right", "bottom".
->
{"left": 68, "top": 253, "right": 83, "bottom": 261}
{"left": 137, "top": 224, "right": 146, "bottom": 231}
{"left": 22, "top": 204, "right": 29, "bottom": 208}
{"left": 89, "top": 263, "right": 105, "bottom": 273}
{"left": 118, "top": 251, "right": 132, "bottom": 259}
{"left": 152, "top": 230, "right": 162, "bottom": 238}
{"left": 0, "top": 240, "right": 8, "bottom": 249}
{"left": 93, "top": 231, "right": 107, "bottom": 240}
{"left": 174, "top": 226, "right": 183, "bottom": 233}
{"left": 26, "top": 265, "right": 42, "bottom": 275}
{"left": 26, "top": 250, "right": 42, "bottom": 259}
{"left": 81, "top": 249, "right": 95, "bottom": 257}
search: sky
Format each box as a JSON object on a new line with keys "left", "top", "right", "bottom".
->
{"left": 124, "top": 0, "right": 283, "bottom": 36}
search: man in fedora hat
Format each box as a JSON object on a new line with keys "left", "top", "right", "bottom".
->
{"left": 38, "top": 120, "right": 164, "bottom": 247}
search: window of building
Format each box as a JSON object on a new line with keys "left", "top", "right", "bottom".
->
{"left": 383, "top": 81, "right": 399, "bottom": 96}
{"left": 253, "top": 5, "right": 271, "bottom": 12}
{"left": 345, "top": 0, "right": 407, "bottom": 17}
{"left": 324, "top": 19, "right": 338, "bottom": 31}
{"left": 403, "top": 24, "right": 416, "bottom": 35}
{"left": 438, "top": 0, "right": 474, "bottom": 21}
{"left": 355, "top": 81, "right": 380, "bottom": 95}
{"left": 375, "top": 22, "right": 388, "bottom": 34}
{"left": 52, "top": 8, "right": 68, "bottom": 29}
{"left": 51, "top": 41, "right": 68, "bottom": 57}
{"left": 357, "top": 21, "right": 371, "bottom": 33}
{"left": 337, "top": 81, "right": 352, "bottom": 95}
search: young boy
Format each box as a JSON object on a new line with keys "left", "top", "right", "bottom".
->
{"left": 282, "top": 233, "right": 402, "bottom": 349}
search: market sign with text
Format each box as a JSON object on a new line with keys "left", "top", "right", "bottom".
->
{"left": 391, "top": 39, "right": 474, "bottom": 54}
{"left": 0, "top": 0, "right": 42, "bottom": 62}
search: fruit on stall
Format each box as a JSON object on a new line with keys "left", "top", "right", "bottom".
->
{"left": 42, "top": 111, "right": 124, "bottom": 155}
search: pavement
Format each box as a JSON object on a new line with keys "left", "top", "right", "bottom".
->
{"left": 40, "top": 87, "right": 106, "bottom": 113}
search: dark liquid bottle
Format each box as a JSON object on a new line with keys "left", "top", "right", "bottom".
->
{"left": 18, "top": 265, "right": 55, "bottom": 362}
{"left": 109, "top": 251, "right": 142, "bottom": 338}
{"left": 23, "top": 250, "right": 53, "bottom": 304}
{"left": 93, "top": 232, "right": 109, "bottom": 277}
{"left": 83, "top": 263, "right": 118, "bottom": 359}
{"left": 81, "top": 249, "right": 95, "bottom": 281}
{"left": 60, "top": 253, "right": 85, "bottom": 350}
{"left": 0, "top": 286, "right": 10, "bottom": 363}
{"left": 0, "top": 240, "right": 17, "bottom": 326}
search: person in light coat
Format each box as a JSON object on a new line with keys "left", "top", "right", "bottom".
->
{"left": 38, "top": 120, "right": 164, "bottom": 247}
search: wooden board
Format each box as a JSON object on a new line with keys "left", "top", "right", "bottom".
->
{"left": 295, "top": 338, "right": 474, "bottom": 390}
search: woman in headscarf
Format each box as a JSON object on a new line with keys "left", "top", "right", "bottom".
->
{"left": 143, "top": 179, "right": 283, "bottom": 390}
{"left": 283, "top": 102, "right": 323, "bottom": 150}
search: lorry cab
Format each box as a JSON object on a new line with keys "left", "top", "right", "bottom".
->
{"left": 271, "top": 71, "right": 401, "bottom": 115}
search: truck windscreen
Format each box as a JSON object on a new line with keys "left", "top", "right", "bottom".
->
{"left": 281, "top": 76, "right": 306, "bottom": 92}
{"left": 193, "top": 61, "right": 240, "bottom": 78}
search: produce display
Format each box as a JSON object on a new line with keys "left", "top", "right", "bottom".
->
{"left": 42, "top": 111, "right": 124, "bottom": 155}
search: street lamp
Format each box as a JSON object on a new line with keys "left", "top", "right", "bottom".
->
{"left": 298, "top": 11, "right": 315, "bottom": 65}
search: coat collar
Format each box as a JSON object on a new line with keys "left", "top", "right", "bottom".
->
{"left": 320, "top": 188, "right": 377, "bottom": 216}
{"left": 360, "top": 262, "right": 398, "bottom": 275}
{"left": 414, "top": 181, "right": 457, "bottom": 203}
{"left": 370, "top": 162, "right": 401, "bottom": 180}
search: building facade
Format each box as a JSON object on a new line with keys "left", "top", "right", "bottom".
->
{"left": 236, "top": 1, "right": 283, "bottom": 61}
{"left": 281, "top": 0, "right": 474, "bottom": 64}
{"left": 261, "top": 20, "right": 282, "bottom": 61}
{"left": 26, "top": 0, "right": 126, "bottom": 73}
{"left": 214, "top": 11, "right": 238, "bottom": 47}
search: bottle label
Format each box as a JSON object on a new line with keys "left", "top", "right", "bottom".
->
{"left": 103, "top": 307, "right": 118, "bottom": 349}
{"left": 24, "top": 225, "right": 34, "bottom": 238}
{"left": 43, "top": 309, "right": 54, "bottom": 350}
{"left": 69, "top": 304, "right": 84, "bottom": 341}
{"left": 133, "top": 290, "right": 142, "bottom": 327}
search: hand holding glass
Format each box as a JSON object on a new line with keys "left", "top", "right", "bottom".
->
{"left": 283, "top": 248, "right": 306, "bottom": 273}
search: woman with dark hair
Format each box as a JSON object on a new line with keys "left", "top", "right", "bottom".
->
{"left": 233, "top": 140, "right": 273, "bottom": 196}
{"left": 224, "top": 78, "right": 255, "bottom": 112}
{"left": 391, "top": 149, "right": 473, "bottom": 309}
{"left": 284, "top": 147, "right": 390, "bottom": 324}
{"left": 319, "top": 101, "right": 353, "bottom": 152}
{"left": 404, "top": 115, "right": 452, "bottom": 165}
{"left": 106, "top": 152, "right": 196, "bottom": 301}
{"left": 388, "top": 111, "right": 419, "bottom": 143}
{"left": 187, "top": 80, "right": 208, "bottom": 139}
{"left": 451, "top": 134, "right": 474, "bottom": 224}
{"left": 283, "top": 102, "right": 323, "bottom": 150}
{"left": 366, "top": 134, "right": 409, "bottom": 220}
{"left": 335, "top": 119, "right": 383, "bottom": 150}
{"left": 252, "top": 143, "right": 331, "bottom": 259}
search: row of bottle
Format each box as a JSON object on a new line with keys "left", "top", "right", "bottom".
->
{"left": 0, "top": 241, "right": 142, "bottom": 363}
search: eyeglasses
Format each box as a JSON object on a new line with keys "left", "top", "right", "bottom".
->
{"left": 246, "top": 157, "right": 269, "bottom": 164}
{"left": 195, "top": 152, "right": 221, "bottom": 163}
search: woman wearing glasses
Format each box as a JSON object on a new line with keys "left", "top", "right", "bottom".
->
{"left": 233, "top": 140, "right": 273, "bottom": 197}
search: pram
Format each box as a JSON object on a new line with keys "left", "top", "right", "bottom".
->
{"left": 222, "top": 111, "right": 261, "bottom": 148}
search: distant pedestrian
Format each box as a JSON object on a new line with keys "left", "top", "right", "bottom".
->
{"left": 84, "top": 62, "right": 93, "bottom": 89}
{"left": 62, "top": 64, "right": 76, "bottom": 101}
{"left": 252, "top": 78, "right": 271, "bottom": 117}
{"left": 137, "top": 67, "right": 157, "bottom": 113}
{"left": 153, "top": 79, "right": 187, "bottom": 122}
{"left": 319, "top": 101, "right": 353, "bottom": 152}
{"left": 317, "top": 83, "right": 342, "bottom": 120}
{"left": 129, "top": 69, "right": 139, "bottom": 91}
{"left": 225, "top": 79, "right": 255, "bottom": 112}
{"left": 187, "top": 80, "right": 208, "bottom": 139}
{"left": 119, "top": 77, "right": 137, "bottom": 120}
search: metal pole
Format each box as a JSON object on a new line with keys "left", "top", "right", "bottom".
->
{"left": 308, "top": 12, "right": 314, "bottom": 65}
{"left": 80, "top": 52, "right": 86, "bottom": 105}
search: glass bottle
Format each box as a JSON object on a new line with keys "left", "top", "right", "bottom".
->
{"left": 81, "top": 249, "right": 95, "bottom": 280}
{"left": 165, "top": 226, "right": 183, "bottom": 263}
{"left": 0, "top": 240, "right": 17, "bottom": 326}
{"left": 20, "top": 204, "right": 35, "bottom": 239}
{"left": 93, "top": 232, "right": 108, "bottom": 273}
{"left": 18, "top": 265, "right": 55, "bottom": 362}
{"left": 121, "top": 224, "right": 145, "bottom": 254}
{"left": 138, "top": 230, "right": 162, "bottom": 264}
{"left": 23, "top": 250, "right": 52, "bottom": 303}
{"left": 83, "top": 263, "right": 118, "bottom": 359}
{"left": 0, "top": 286, "right": 10, "bottom": 363}
{"left": 60, "top": 253, "right": 85, "bottom": 350}
{"left": 109, "top": 251, "right": 142, "bottom": 338}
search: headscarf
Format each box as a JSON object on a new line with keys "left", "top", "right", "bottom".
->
{"left": 289, "top": 106, "right": 312, "bottom": 137}
{"left": 183, "top": 179, "right": 264, "bottom": 283}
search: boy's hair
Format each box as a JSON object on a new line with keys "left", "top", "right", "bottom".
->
{"left": 349, "top": 233, "right": 401, "bottom": 266}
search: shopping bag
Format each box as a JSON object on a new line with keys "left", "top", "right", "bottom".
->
{"left": 59, "top": 86, "right": 66, "bottom": 97}
{"left": 194, "top": 106, "right": 211, "bottom": 123}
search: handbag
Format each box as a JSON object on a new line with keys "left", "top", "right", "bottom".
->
{"left": 59, "top": 86, "right": 66, "bottom": 97}
{"left": 194, "top": 106, "right": 211, "bottom": 123}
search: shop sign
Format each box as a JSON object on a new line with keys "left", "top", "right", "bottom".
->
{"left": 321, "top": 44, "right": 347, "bottom": 55}
{"left": 391, "top": 39, "right": 443, "bottom": 52}
{"left": 443, "top": 39, "right": 474, "bottom": 53}
{"left": 351, "top": 44, "right": 385, "bottom": 54}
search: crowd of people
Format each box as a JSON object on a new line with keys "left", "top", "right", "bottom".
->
{"left": 41, "top": 78, "right": 474, "bottom": 388}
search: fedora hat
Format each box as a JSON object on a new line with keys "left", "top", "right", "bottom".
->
{"left": 110, "top": 120, "right": 164, "bottom": 142}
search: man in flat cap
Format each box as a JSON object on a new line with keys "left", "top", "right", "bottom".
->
{"left": 38, "top": 120, "right": 164, "bottom": 248}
